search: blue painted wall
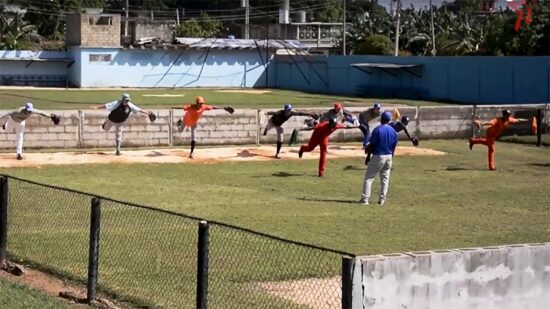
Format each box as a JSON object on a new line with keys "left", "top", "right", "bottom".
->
{"left": 0, "top": 50, "right": 70, "bottom": 76}
{"left": 72, "top": 48, "right": 274, "bottom": 88}
{"left": 273, "top": 55, "right": 550, "bottom": 104}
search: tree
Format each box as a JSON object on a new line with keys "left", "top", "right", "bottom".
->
{"left": 0, "top": 12, "right": 38, "bottom": 49}
{"left": 175, "top": 12, "right": 222, "bottom": 38}
{"left": 356, "top": 34, "right": 393, "bottom": 55}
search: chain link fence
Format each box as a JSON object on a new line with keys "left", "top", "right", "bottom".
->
{"left": 0, "top": 175, "right": 355, "bottom": 309}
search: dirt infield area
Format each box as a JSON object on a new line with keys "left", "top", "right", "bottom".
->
{"left": 0, "top": 145, "right": 445, "bottom": 168}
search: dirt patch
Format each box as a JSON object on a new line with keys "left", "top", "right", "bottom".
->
{"left": 0, "top": 145, "right": 445, "bottom": 168}
{"left": 214, "top": 89, "right": 272, "bottom": 94}
{"left": 256, "top": 276, "right": 341, "bottom": 309}
{"left": 0, "top": 267, "right": 87, "bottom": 307}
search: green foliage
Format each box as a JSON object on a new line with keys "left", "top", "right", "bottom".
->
{"left": 347, "top": 0, "right": 550, "bottom": 56}
{"left": 0, "top": 12, "right": 38, "bottom": 50}
{"left": 356, "top": 34, "right": 393, "bottom": 55}
{"left": 175, "top": 12, "right": 222, "bottom": 38}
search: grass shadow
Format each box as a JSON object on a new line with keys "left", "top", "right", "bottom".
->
{"left": 445, "top": 166, "right": 469, "bottom": 171}
{"left": 529, "top": 163, "right": 550, "bottom": 168}
{"left": 343, "top": 165, "right": 364, "bottom": 171}
{"left": 297, "top": 197, "right": 358, "bottom": 204}
{"left": 271, "top": 172, "right": 303, "bottom": 177}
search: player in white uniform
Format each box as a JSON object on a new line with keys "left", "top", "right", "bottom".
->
{"left": 93, "top": 93, "right": 154, "bottom": 155}
{"left": 1, "top": 102, "right": 59, "bottom": 160}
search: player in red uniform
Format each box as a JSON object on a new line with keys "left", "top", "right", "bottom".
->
{"left": 298, "top": 117, "right": 356, "bottom": 177}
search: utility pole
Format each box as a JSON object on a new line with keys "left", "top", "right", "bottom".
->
{"left": 430, "top": 0, "right": 436, "bottom": 56}
{"left": 242, "top": 0, "right": 250, "bottom": 39}
{"left": 342, "top": 0, "right": 346, "bottom": 55}
{"left": 124, "top": 0, "right": 129, "bottom": 37}
{"left": 393, "top": 0, "right": 401, "bottom": 56}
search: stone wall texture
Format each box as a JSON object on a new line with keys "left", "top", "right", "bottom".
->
{"left": 0, "top": 104, "right": 547, "bottom": 150}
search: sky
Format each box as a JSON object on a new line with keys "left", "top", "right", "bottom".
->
{"left": 376, "top": 0, "right": 512, "bottom": 10}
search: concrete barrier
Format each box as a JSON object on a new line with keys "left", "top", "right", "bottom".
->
{"left": 360, "top": 243, "right": 550, "bottom": 309}
{"left": 0, "top": 103, "right": 547, "bottom": 150}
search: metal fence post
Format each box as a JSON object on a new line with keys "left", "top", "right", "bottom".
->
{"left": 536, "top": 109, "right": 542, "bottom": 147}
{"left": 87, "top": 197, "right": 101, "bottom": 303}
{"left": 341, "top": 255, "right": 353, "bottom": 309}
{"left": 0, "top": 176, "right": 8, "bottom": 264}
{"left": 196, "top": 220, "right": 210, "bottom": 309}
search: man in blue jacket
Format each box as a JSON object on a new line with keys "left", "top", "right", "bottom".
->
{"left": 359, "top": 111, "right": 398, "bottom": 205}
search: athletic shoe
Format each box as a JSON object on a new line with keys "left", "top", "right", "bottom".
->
{"left": 1, "top": 123, "right": 5, "bottom": 130}
{"left": 359, "top": 199, "right": 369, "bottom": 205}
{"left": 318, "top": 172, "right": 324, "bottom": 177}
{"left": 274, "top": 154, "right": 281, "bottom": 159}
{"left": 469, "top": 138, "right": 473, "bottom": 150}
{"left": 263, "top": 130, "right": 267, "bottom": 136}
{"left": 378, "top": 199, "right": 386, "bottom": 205}
{"left": 177, "top": 119, "right": 184, "bottom": 133}
{"left": 189, "top": 153, "right": 194, "bottom": 159}
{"left": 16, "top": 154, "right": 22, "bottom": 160}
{"left": 299, "top": 148, "right": 303, "bottom": 158}
{"left": 101, "top": 122, "right": 106, "bottom": 130}
{"left": 116, "top": 150, "right": 121, "bottom": 156}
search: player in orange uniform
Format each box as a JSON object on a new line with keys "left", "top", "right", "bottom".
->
{"left": 171, "top": 96, "right": 234, "bottom": 159}
{"left": 469, "top": 110, "right": 530, "bottom": 170}
{"left": 298, "top": 117, "right": 356, "bottom": 177}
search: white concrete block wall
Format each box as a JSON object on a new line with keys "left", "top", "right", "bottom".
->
{"left": 361, "top": 243, "right": 550, "bottom": 309}
{"left": 0, "top": 110, "right": 80, "bottom": 151}
{"left": 0, "top": 104, "right": 547, "bottom": 150}
{"left": 172, "top": 109, "right": 257, "bottom": 145}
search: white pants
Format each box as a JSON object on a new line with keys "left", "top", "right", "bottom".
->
{"left": 361, "top": 155, "right": 393, "bottom": 202}
{"left": 102, "top": 119, "right": 124, "bottom": 150}
{"left": 264, "top": 120, "right": 284, "bottom": 142}
{"left": 3, "top": 118, "right": 25, "bottom": 155}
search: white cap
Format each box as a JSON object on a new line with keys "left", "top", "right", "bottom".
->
{"left": 25, "top": 102, "right": 34, "bottom": 111}
{"left": 122, "top": 93, "right": 131, "bottom": 100}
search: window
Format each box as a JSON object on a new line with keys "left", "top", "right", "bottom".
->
{"left": 89, "top": 54, "right": 112, "bottom": 62}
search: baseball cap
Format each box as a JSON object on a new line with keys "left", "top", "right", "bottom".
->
{"left": 25, "top": 102, "right": 34, "bottom": 111}
{"left": 284, "top": 103, "right": 292, "bottom": 111}
{"left": 401, "top": 116, "right": 410, "bottom": 125}
{"left": 334, "top": 102, "right": 342, "bottom": 111}
{"left": 373, "top": 103, "right": 381, "bottom": 109}
{"left": 122, "top": 93, "right": 131, "bottom": 100}
{"left": 196, "top": 96, "right": 205, "bottom": 104}
{"left": 502, "top": 110, "right": 511, "bottom": 117}
{"left": 381, "top": 111, "right": 392, "bottom": 122}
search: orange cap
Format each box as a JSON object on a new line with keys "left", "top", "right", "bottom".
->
{"left": 334, "top": 102, "right": 342, "bottom": 111}
{"left": 195, "top": 96, "right": 205, "bottom": 104}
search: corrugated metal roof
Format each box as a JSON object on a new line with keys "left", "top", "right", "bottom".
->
{"left": 173, "top": 38, "right": 309, "bottom": 50}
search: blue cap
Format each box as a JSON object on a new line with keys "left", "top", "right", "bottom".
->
{"left": 25, "top": 102, "right": 34, "bottom": 111}
{"left": 373, "top": 103, "right": 381, "bottom": 109}
{"left": 284, "top": 103, "right": 292, "bottom": 111}
{"left": 381, "top": 111, "right": 392, "bottom": 122}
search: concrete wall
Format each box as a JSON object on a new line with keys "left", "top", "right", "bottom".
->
{"left": 72, "top": 48, "right": 274, "bottom": 88}
{"left": 274, "top": 55, "right": 550, "bottom": 104}
{"left": 0, "top": 104, "right": 547, "bottom": 150}
{"left": 360, "top": 243, "right": 550, "bottom": 309}
{"left": 0, "top": 51, "right": 70, "bottom": 77}
{"left": 66, "top": 14, "right": 121, "bottom": 48}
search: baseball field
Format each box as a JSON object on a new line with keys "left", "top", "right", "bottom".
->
{"left": 1, "top": 88, "right": 549, "bottom": 307}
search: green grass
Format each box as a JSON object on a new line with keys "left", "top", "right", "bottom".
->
{"left": 1, "top": 140, "right": 548, "bottom": 308}
{"left": 0, "top": 278, "right": 67, "bottom": 309}
{"left": 0, "top": 88, "right": 449, "bottom": 110}
{"left": 500, "top": 133, "right": 550, "bottom": 147}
